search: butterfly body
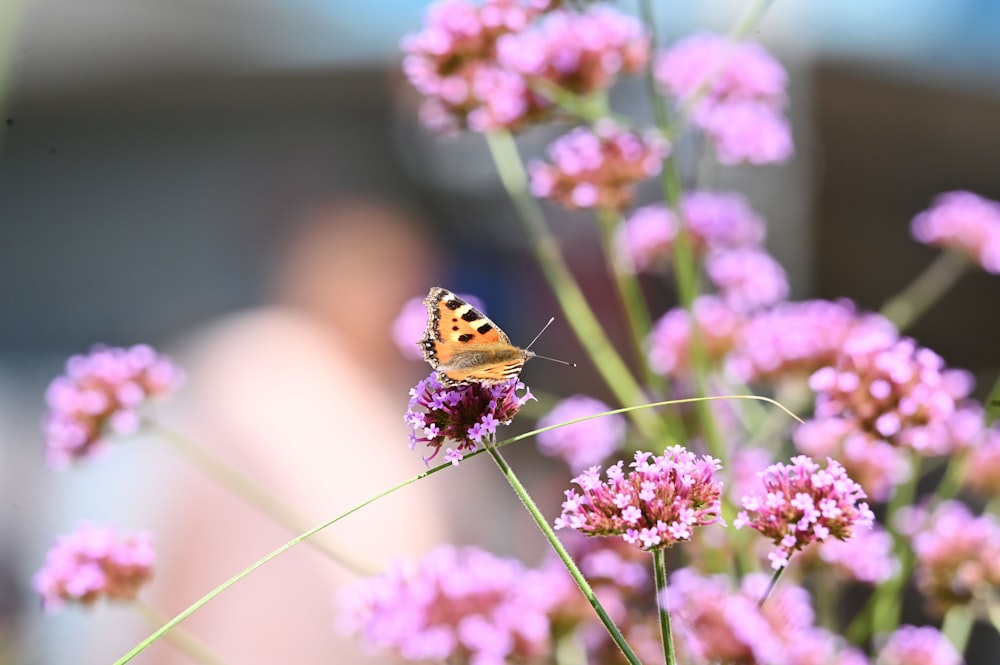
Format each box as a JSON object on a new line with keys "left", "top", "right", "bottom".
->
{"left": 421, "top": 287, "right": 535, "bottom": 387}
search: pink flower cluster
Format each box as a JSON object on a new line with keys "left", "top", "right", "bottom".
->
{"left": 406, "top": 373, "right": 534, "bottom": 464}
{"left": 727, "top": 299, "right": 897, "bottom": 384}
{"left": 668, "top": 568, "right": 866, "bottom": 665}
{"left": 42, "top": 344, "right": 184, "bottom": 469}
{"left": 876, "top": 625, "right": 962, "bottom": 665}
{"left": 33, "top": 522, "right": 155, "bottom": 612}
{"left": 529, "top": 120, "right": 669, "bottom": 211}
{"left": 964, "top": 424, "right": 1000, "bottom": 497}
{"left": 705, "top": 247, "right": 788, "bottom": 311}
{"left": 654, "top": 33, "right": 792, "bottom": 165}
{"left": 536, "top": 394, "right": 625, "bottom": 472}
{"left": 910, "top": 501, "right": 1000, "bottom": 614}
{"left": 813, "top": 523, "right": 898, "bottom": 585}
{"left": 795, "top": 336, "right": 982, "bottom": 499}
{"left": 337, "top": 545, "right": 570, "bottom": 665}
{"left": 734, "top": 455, "right": 874, "bottom": 570}
{"left": 911, "top": 190, "right": 1000, "bottom": 273}
{"left": 555, "top": 447, "right": 724, "bottom": 551}
{"left": 402, "top": 1, "right": 650, "bottom": 134}
{"left": 646, "top": 295, "right": 742, "bottom": 379}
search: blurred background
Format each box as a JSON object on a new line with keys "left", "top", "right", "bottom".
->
{"left": 2, "top": 0, "right": 1000, "bottom": 662}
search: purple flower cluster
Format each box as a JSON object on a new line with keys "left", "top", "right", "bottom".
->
{"left": 668, "top": 568, "right": 866, "bottom": 665}
{"left": 734, "top": 455, "right": 874, "bottom": 570}
{"left": 337, "top": 545, "right": 570, "bottom": 665}
{"left": 910, "top": 501, "right": 1000, "bottom": 614}
{"left": 33, "top": 522, "right": 155, "bottom": 612}
{"left": 727, "top": 299, "right": 897, "bottom": 384}
{"left": 911, "top": 190, "right": 1000, "bottom": 273}
{"left": 536, "top": 394, "right": 624, "bottom": 472}
{"left": 616, "top": 191, "right": 765, "bottom": 273}
{"left": 42, "top": 344, "right": 184, "bottom": 470}
{"left": 406, "top": 372, "right": 534, "bottom": 464}
{"left": 964, "top": 424, "right": 1000, "bottom": 497}
{"left": 555, "top": 447, "right": 724, "bottom": 551}
{"left": 654, "top": 33, "right": 792, "bottom": 165}
{"left": 813, "top": 523, "right": 899, "bottom": 585}
{"left": 647, "top": 295, "right": 742, "bottom": 379}
{"left": 876, "top": 625, "right": 962, "bottom": 665}
{"left": 705, "top": 247, "right": 788, "bottom": 311}
{"left": 529, "top": 120, "right": 669, "bottom": 211}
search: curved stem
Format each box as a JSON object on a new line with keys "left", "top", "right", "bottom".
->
{"left": 133, "top": 600, "right": 231, "bottom": 665}
{"left": 881, "top": 249, "right": 971, "bottom": 333}
{"left": 483, "top": 437, "right": 642, "bottom": 665}
{"left": 652, "top": 548, "right": 677, "bottom": 665}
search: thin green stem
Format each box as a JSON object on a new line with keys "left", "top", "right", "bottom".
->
{"left": 881, "top": 249, "right": 971, "bottom": 333}
{"left": 485, "top": 130, "right": 663, "bottom": 441}
{"left": 483, "top": 437, "right": 642, "bottom": 665}
{"left": 757, "top": 565, "right": 785, "bottom": 608}
{"left": 941, "top": 605, "right": 974, "bottom": 658}
{"left": 149, "top": 421, "right": 374, "bottom": 574}
{"left": 652, "top": 549, "right": 677, "bottom": 665}
{"left": 133, "top": 600, "right": 231, "bottom": 665}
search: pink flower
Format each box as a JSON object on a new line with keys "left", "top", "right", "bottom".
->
{"left": 706, "top": 248, "right": 788, "bottom": 311}
{"left": 910, "top": 500, "right": 1000, "bottom": 615}
{"left": 876, "top": 625, "right": 962, "bottom": 665}
{"left": 406, "top": 372, "right": 534, "bottom": 464}
{"left": 654, "top": 33, "right": 792, "bottom": 165}
{"left": 33, "top": 522, "right": 155, "bottom": 612}
{"left": 42, "top": 344, "right": 184, "bottom": 469}
{"left": 812, "top": 522, "right": 899, "bottom": 584}
{"left": 337, "top": 545, "right": 570, "bottom": 664}
{"left": 528, "top": 120, "right": 669, "bottom": 211}
{"left": 964, "top": 424, "right": 1000, "bottom": 497}
{"left": 555, "top": 447, "right": 725, "bottom": 551}
{"left": 647, "top": 296, "right": 743, "bottom": 378}
{"left": 536, "top": 395, "right": 624, "bottom": 472}
{"left": 911, "top": 190, "right": 1000, "bottom": 273}
{"left": 734, "top": 456, "right": 874, "bottom": 570}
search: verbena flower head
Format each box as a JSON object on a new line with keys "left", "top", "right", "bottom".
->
{"left": 616, "top": 191, "right": 765, "bottom": 273}
{"left": 400, "top": 0, "right": 553, "bottom": 134}
{"left": 876, "top": 625, "right": 962, "bottom": 665}
{"left": 555, "top": 447, "right": 725, "bottom": 551}
{"left": 909, "top": 500, "right": 1000, "bottom": 615}
{"left": 727, "top": 299, "right": 897, "bottom": 384}
{"left": 536, "top": 394, "right": 624, "bottom": 472}
{"left": 734, "top": 455, "right": 874, "bottom": 570}
{"left": 33, "top": 522, "right": 155, "bottom": 613}
{"left": 497, "top": 5, "right": 649, "bottom": 95}
{"left": 706, "top": 248, "right": 789, "bottom": 311}
{"left": 406, "top": 372, "right": 534, "bottom": 464}
{"left": 647, "top": 296, "right": 743, "bottom": 379}
{"left": 654, "top": 33, "right": 792, "bottom": 165}
{"left": 337, "top": 545, "right": 570, "bottom": 665}
{"left": 810, "top": 522, "right": 899, "bottom": 585}
{"left": 911, "top": 190, "right": 1000, "bottom": 273}
{"left": 42, "top": 344, "right": 184, "bottom": 470}
{"left": 393, "top": 293, "right": 487, "bottom": 361}
{"left": 964, "top": 424, "right": 1000, "bottom": 497}
{"left": 528, "top": 120, "right": 669, "bottom": 211}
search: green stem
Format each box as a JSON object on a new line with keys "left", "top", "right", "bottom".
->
{"left": 881, "top": 249, "right": 971, "bottom": 333}
{"left": 149, "top": 421, "right": 374, "bottom": 574}
{"left": 941, "top": 605, "right": 974, "bottom": 658}
{"left": 485, "top": 130, "right": 663, "bottom": 441}
{"left": 133, "top": 600, "right": 231, "bottom": 665}
{"left": 652, "top": 549, "right": 677, "bottom": 665}
{"left": 757, "top": 565, "right": 785, "bottom": 608}
{"left": 483, "top": 437, "right": 642, "bottom": 665}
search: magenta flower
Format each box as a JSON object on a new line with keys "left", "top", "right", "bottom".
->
{"left": 911, "top": 190, "right": 1000, "bottom": 273}
{"left": 33, "top": 522, "right": 155, "bottom": 612}
{"left": 536, "top": 394, "right": 625, "bottom": 472}
{"left": 528, "top": 120, "right": 669, "bottom": 211}
{"left": 964, "top": 424, "right": 1000, "bottom": 497}
{"left": 406, "top": 372, "right": 534, "bottom": 464}
{"left": 337, "top": 545, "right": 570, "bottom": 665}
{"left": 497, "top": 5, "right": 649, "bottom": 95}
{"left": 876, "top": 625, "right": 962, "bottom": 665}
{"left": 555, "top": 447, "right": 725, "bottom": 551}
{"left": 654, "top": 33, "right": 792, "bottom": 165}
{"left": 616, "top": 191, "right": 765, "bottom": 273}
{"left": 910, "top": 500, "right": 1000, "bottom": 614}
{"left": 42, "top": 344, "right": 184, "bottom": 470}
{"left": 393, "top": 293, "right": 487, "bottom": 361}
{"left": 734, "top": 455, "right": 874, "bottom": 570}
{"left": 647, "top": 296, "right": 743, "bottom": 378}
{"left": 706, "top": 248, "right": 789, "bottom": 311}
{"left": 727, "top": 299, "right": 897, "bottom": 384}
{"left": 812, "top": 522, "right": 899, "bottom": 585}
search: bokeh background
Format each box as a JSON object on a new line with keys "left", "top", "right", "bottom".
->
{"left": 2, "top": 0, "right": 1000, "bottom": 662}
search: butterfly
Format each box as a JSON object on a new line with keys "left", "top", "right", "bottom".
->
{"left": 420, "top": 287, "right": 536, "bottom": 387}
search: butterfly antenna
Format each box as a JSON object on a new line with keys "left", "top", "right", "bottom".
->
{"left": 525, "top": 317, "right": 577, "bottom": 367}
